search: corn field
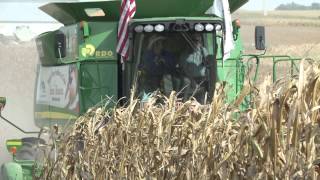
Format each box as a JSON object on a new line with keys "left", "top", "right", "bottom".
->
{"left": 40, "top": 59, "right": 320, "bottom": 180}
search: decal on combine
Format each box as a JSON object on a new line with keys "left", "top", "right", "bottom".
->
{"left": 81, "top": 44, "right": 96, "bottom": 57}
{"left": 95, "top": 50, "right": 114, "bottom": 58}
{"left": 36, "top": 64, "right": 79, "bottom": 113}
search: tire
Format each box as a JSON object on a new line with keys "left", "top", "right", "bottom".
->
{"left": 15, "top": 137, "right": 46, "bottom": 161}
{"left": 21, "top": 137, "right": 45, "bottom": 145}
{"left": 15, "top": 144, "right": 36, "bottom": 160}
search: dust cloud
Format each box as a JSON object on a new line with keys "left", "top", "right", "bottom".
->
{"left": 0, "top": 36, "right": 39, "bottom": 166}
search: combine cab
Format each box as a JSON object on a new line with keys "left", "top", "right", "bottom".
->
{"left": 33, "top": 0, "right": 249, "bottom": 127}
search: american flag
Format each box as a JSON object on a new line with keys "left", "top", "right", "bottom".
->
{"left": 116, "top": 0, "right": 136, "bottom": 60}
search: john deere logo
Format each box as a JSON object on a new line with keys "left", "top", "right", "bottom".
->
{"left": 81, "top": 44, "right": 96, "bottom": 57}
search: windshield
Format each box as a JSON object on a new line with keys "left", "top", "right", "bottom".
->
{"left": 134, "top": 32, "right": 216, "bottom": 103}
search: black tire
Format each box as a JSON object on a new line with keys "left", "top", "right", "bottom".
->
{"left": 15, "top": 145, "right": 36, "bottom": 160}
{"left": 21, "top": 137, "right": 45, "bottom": 145}
{"left": 15, "top": 137, "right": 46, "bottom": 161}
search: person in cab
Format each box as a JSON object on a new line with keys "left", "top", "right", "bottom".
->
{"left": 140, "top": 35, "right": 176, "bottom": 94}
{"left": 179, "top": 33, "right": 209, "bottom": 102}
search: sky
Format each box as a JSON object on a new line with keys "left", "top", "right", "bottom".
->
{"left": 242, "top": 0, "right": 319, "bottom": 11}
{"left": 0, "top": 0, "right": 318, "bottom": 36}
{"left": 0, "top": 2, "right": 53, "bottom": 21}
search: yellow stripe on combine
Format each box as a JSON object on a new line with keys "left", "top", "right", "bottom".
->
{"left": 6, "top": 141, "right": 22, "bottom": 146}
{"left": 35, "top": 111, "right": 78, "bottom": 120}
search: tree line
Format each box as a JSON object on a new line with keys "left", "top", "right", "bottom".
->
{"left": 276, "top": 2, "right": 320, "bottom": 10}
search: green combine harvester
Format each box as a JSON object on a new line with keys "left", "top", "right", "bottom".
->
{"left": 0, "top": 0, "right": 302, "bottom": 179}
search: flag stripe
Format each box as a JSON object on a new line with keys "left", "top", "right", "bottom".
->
{"left": 117, "top": 8, "right": 136, "bottom": 53}
{"left": 118, "top": 5, "right": 135, "bottom": 39}
{"left": 116, "top": 0, "right": 136, "bottom": 59}
{"left": 120, "top": 0, "right": 127, "bottom": 12}
{"left": 118, "top": 6, "right": 132, "bottom": 43}
{"left": 117, "top": 21, "right": 129, "bottom": 55}
{"left": 117, "top": 27, "right": 129, "bottom": 55}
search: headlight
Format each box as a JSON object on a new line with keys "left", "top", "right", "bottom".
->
{"left": 155, "top": 24, "right": 165, "bottom": 32}
{"left": 215, "top": 24, "right": 222, "bottom": 31}
{"left": 144, "top": 25, "right": 154, "bottom": 32}
{"left": 194, "top": 23, "right": 204, "bottom": 32}
{"left": 134, "top": 25, "right": 144, "bottom": 33}
{"left": 205, "top": 24, "right": 214, "bottom": 31}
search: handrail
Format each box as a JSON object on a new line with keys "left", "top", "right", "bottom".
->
{"left": 241, "top": 54, "right": 302, "bottom": 82}
{"left": 0, "top": 114, "right": 40, "bottom": 134}
{"left": 241, "top": 55, "right": 260, "bottom": 82}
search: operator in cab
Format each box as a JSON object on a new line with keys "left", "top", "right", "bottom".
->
{"left": 179, "top": 33, "right": 209, "bottom": 103}
{"left": 139, "top": 35, "right": 176, "bottom": 96}
{"left": 136, "top": 32, "right": 211, "bottom": 103}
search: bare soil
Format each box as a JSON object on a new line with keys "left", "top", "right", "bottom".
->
{"left": 236, "top": 10, "right": 320, "bottom": 85}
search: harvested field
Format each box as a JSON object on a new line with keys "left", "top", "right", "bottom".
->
{"left": 236, "top": 10, "right": 320, "bottom": 59}
{"left": 240, "top": 25, "right": 320, "bottom": 58}
{"left": 237, "top": 10, "right": 320, "bottom": 84}
{"left": 234, "top": 10, "right": 320, "bottom": 27}
{"left": 41, "top": 60, "right": 320, "bottom": 179}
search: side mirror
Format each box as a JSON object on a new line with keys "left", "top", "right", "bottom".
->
{"left": 55, "top": 32, "right": 66, "bottom": 58}
{"left": 255, "top": 26, "right": 266, "bottom": 50}
{"left": 0, "top": 97, "right": 6, "bottom": 113}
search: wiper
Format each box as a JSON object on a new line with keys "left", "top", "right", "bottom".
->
{"left": 181, "top": 32, "right": 206, "bottom": 64}
{"left": 181, "top": 32, "right": 197, "bottom": 51}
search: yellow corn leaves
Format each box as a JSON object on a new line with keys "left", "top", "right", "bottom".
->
{"left": 41, "top": 60, "right": 320, "bottom": 180}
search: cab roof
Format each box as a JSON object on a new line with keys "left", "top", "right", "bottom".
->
{"left": 40, "top": 0, "right": 248, "bottom": 25}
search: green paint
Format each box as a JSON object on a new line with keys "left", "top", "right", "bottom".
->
{"left": 1, "top": 163, "right": 23, "bottom": 180}
{"left": 40, "top": 0, "right": 248, "bottom": 25}
{"left": 79, "top": 61, "right": 118, "bottom": 113}
{"left": 34, "top": 7, "right": 250, "bottom": 128}
{"left": 79, "top": 22, "right": 118, "bottom": 61}
{"left": 82, "top": 21, "right": 90, "bottom": 37}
